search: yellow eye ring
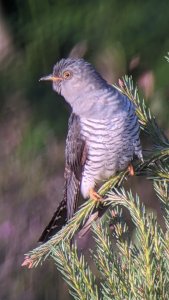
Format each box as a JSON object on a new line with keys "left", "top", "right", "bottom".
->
{"left": 63, "top": 70, "right": 72, "bottom": 79}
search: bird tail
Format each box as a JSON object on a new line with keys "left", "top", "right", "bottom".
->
{"left": 38, "top": 198, "right": 67, "bottom": 243}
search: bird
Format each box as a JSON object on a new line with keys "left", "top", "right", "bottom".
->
{"left": 39, "top": 58, "right": 143, "bottom": 242}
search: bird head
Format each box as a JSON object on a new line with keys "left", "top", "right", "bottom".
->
{"left": 40, "top": 58, "right": 106, "bottom": 103}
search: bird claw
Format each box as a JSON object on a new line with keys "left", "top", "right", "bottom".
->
{"left": 128, "top": 164, "right": 135, "bottom": 176}
{"left": 21, "top": 256, "right": 34, "bottom": 269}
{"left": 89, "top": 188, "right": 102, "bottom": 202}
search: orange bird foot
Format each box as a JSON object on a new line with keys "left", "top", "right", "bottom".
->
{"left": 21, "top": 256, "right": 34, "bottom": 269}
{"left": 128, "top": 163, "right": 135, "bottom": 176}
{"left": 89, "top": 188, "right": 102, "bottom": 202}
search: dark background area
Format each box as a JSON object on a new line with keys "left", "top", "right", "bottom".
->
{"left": 0, "top": 1, "right": 169, "bottom": 299}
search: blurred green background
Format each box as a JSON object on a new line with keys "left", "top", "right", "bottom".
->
{"left": 0, "top": 0, "right": 169, "bottom": 299}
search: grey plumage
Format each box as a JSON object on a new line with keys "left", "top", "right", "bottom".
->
{"left": 39, "top": 58, "right": 142, "bottom": 242}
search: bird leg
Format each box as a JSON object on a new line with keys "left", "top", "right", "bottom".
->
{"left": 89, "top": 188, "right": 102, "bottom": 202}
{"left": 128, "top": 163, "right": 134, "bottom": 176}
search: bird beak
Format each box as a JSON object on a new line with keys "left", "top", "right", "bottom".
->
{"left": 39, "top": 74, "right": 63, "bottom": 82}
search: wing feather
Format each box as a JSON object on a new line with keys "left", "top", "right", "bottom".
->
{"left": 39, "top": 113, "right": 86, "bottom": 242}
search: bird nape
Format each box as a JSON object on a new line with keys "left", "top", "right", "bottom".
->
{"left": 39, "top": 58, "right": 143, "bottom": 243}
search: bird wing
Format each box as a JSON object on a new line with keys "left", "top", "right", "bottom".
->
{"left": 123, "top": 99, "right": 143, "bottom": 160}
{"left": 39, "top": 113, "right": 86, "bottom": 242}
{"left": 64, "top": 113, "right": 87, "bottom": 218}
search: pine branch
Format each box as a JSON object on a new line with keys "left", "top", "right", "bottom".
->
{"left": 115, "top": 76, "right": 169, "bottom": 180}
{"left": 154, "top": 180, "right": 169, "bottom": 208}
{"left": 22, "top": 140, "right": 169, "bottom": 268}
{"left": 146, "top": 160, "right": 169, "bottom": 181}
{"left": 92, "top": 215, "right": 140, "bottom": 300}
{"left": 23, "top": 148, "right": 168, "bottom": 268}
{"left": 105, "top": 189, "right": 165, "bottom": 299}
{"left": 92, "top": 221, "right": 123, "bottom": 299}
{"left": 51, "top": 241, "right": 98, "bottom": 300}
{"left": 108, "top": 191, "right": 153, "bottom": 283}
{"left": 106, "top": 190, "right": 168, "bottom": 299}
{"left": 154, "top": 180, "right": 169, "bottom": 264}
{"left": 115, "top": 77, "right": 169, "bottom": 149}
{"left": 47, "top": 185, "right": 169, "bottom": 300}
{"left": 108, "top": 209, "right": 140, "bottom": 299}
{"left": 23, "top": 171, "right": 126, "bottom": 268}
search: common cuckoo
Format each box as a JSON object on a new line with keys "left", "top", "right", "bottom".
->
{"left": 39, "top": 58, "right": 143, "bottom": 242}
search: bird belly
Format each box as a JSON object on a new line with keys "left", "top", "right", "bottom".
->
{"left": 80, "top": 145, "right": 121, "bottom": 198}
{"left": 80, "top": 118, "right": 134, "bottom": 198}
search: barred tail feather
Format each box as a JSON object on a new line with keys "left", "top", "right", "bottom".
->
{"left": 38, "top": 198, "right": 67, "bottom": 242}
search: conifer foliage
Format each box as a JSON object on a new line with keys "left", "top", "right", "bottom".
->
{"left": 24, "top": 57, "right": 169, "bottom": 300}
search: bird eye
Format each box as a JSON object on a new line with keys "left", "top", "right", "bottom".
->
{"left": 63, "top": 71, "right": 72, "bottom": 79}
{"left": 63, "top": 70, "right": 72, "bottom": 79}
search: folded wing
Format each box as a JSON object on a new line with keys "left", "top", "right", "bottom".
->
{"left": 39, "top": 113, "right": 86, "bottom": 242}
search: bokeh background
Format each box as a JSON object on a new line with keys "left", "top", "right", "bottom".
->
{"left": 1, "top": 1, "right": 169, "bottom": 299}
